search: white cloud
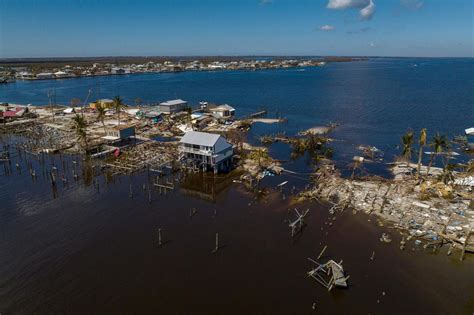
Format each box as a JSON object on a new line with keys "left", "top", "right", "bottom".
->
{"left": 326, "top": 0, "right": 376, "bottom": 21}
{"left": 369, "top": 42, "right": 376, "bottom": 47}
{"left": 401, "top": 0, "right": 424, "bottom": 10}
{"left": 326, "top": 0, "right": 369, "bottom": 9}
{"left": 359, "top": 0, "right": 375, "bottom": 20}
{"left": 319, "top": 25, "right": 336, "bottom": 31}
{"left": 259, "top": 0, "right": 273, "bottom": 5}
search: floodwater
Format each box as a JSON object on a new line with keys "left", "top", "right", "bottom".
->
{"left": 0, "top": 137, "right": 473, "bottom": 314}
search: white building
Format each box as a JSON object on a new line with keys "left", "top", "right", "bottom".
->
{"left": 54, "top": 71, "right": 69, "bottom": 78}
{"left": 179, "top": 131, "right": 233, "bottom": 173}
{"left": 16, "top": 71, "right": 35, "bottom": 79}
{"left": 210, "top": 104, "right": 235, "bottom": 119}
{"left": 36, "top": 72, "right": 54, "bottom": 79}
{"left": 159, "top": 99, "right": 188, "bottom": 114}
{"left": 102, "top": 125, "right": 136, "bottom": 141}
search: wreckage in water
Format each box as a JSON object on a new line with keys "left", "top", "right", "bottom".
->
{"left": 307, "top": 257, "right": 349, "bottom": 291}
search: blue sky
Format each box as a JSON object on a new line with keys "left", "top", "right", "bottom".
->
{"left": 0, "top": 0, "right": 472, "bottom": 58}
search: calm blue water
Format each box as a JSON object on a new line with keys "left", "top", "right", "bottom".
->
{"left": 1, "top": 58, "right": 473, "bottom": 174}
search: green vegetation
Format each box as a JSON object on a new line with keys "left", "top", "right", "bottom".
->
{"left": 72, "top": 114, "right": 88, "bottom": 151}
{"left": 113, "top": 95, "right": 127, "bottom": 125}
{"left": 400, "top": 129, "right": 414, "bottom": 164}
{"left": 416, "top": 128, "right": 427, "bottom": 179}
{"left": 96, "top": 104, "right": 107, "bottom": 133}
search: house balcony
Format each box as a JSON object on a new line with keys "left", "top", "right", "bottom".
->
{"left": 180, "top": 146, "right": 213, "bottom": 156}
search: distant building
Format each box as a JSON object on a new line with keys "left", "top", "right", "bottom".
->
{"left": 179, "top": 131, "right": 233, "bottom": 173}
{"left": 0, "top": 107, "right": 27, "bottom": 121}
{"left": 54, "top": 71, "right": 69, "bottom": 78}
{"left": 192, "top": 114, "right": 214, "bottom": 130}
{"left": 144, "top": 111, "right": 162, "bottom": 123}
{"left": 111, "top": 67, "right": 126, "bottom": 74}
{"left": 90, "top": 99, "right": 115, "bottom": 109}
{"left": 210, "top": 104, "right": 235, "bottom": 120}
{"left": 36, "top": 72, "right": 54, "bottom": 79}
{"left": 103, "top": 125, "right": 136, "bottom": 141}
{"left": 159, "top": 99, "right": 188, "bottom": 114}
{"left": 16, "top": 71, "right": 35, "bottom": 79}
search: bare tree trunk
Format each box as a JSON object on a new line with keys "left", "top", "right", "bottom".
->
{"left": 426, "top": 153, "right": 435, "bottom": 177}
{"left": 416, "top": 144, "right": 424, "bottom": 179}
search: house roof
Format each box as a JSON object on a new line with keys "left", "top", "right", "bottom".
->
{"left": 219, "top": 104, "right": 235, "bottom": 111}
{"left": 160, "top": 99, "right": 187, "bottom": 106}
{"left": 211, "top": 104, "right": 235, "bottom": 112}
{"left": 180, "top": 131, "right": 232, "bottom": 153}
{"left": 2, "top": 110, "right": 20, "bottom": 117}
{"left": 98, "top": 98, "right": 114, "bottom": 103}
{"left": 180, "top": 131, "right": 220, "bottom": 146}
{"left": 145, "top": 111, "right": 162, "bottom": 118}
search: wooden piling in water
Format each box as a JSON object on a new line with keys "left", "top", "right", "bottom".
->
{"left": 158, "top": 228, "right": 162, "bottom": 246}
{"left": 212, "top": 233, "right": 219, "bottom": 253}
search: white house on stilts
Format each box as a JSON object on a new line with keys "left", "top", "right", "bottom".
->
{"left": 179, "top": 131, "right": 233, "bottom": 173}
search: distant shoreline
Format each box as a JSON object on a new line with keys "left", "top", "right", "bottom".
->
{"left": 0, "top": 56, "right": 363, "bottom": 68}
{"left": 0, "top": 56, "right": 365, "bottom": 84}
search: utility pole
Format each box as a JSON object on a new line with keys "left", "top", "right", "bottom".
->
{"left": 83, "top": 88, "right": 92, "bottom": 117}
{"left": 47, "top": 90, "right": 54, "bottom": 122}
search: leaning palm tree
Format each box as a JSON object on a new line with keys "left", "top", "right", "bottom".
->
{"left": 416, "top": 128, "right": 427, "bottom": 179}
{"left": 426, "top": 133, "right": 448, "bottom": 177}
{"left": 72, "top": 114, "right": 88, "bottom": 151}
{"left": 400, "top": 129, "right": 414, "bottom": 165}
{"left": 113, "top": 95, "right": 127, "bottom": 125}
{"left": 96, "top": 104, "right": 107, "bottom": 134}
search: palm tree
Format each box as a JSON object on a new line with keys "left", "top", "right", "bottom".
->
{"left": 113, "top": 95, "right": 127, "bottom": 125}
{"left": 416, "top": 128, "right": 427, "bottom": 179}
{"left": 426, "top": 133, "right": 448, "bottom": 177}
{"left": 72, "top": 114, "right": 88, "bottom": 151}
{"left": 400, "top": 129, "right": 414, "bottom": 165}
{"left": 96, "top": 104, "right": 107, "bottom": 134}
{"left": 250, "top": 148, "right": 269, "bottom": 168}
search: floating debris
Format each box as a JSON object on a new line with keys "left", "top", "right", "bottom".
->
{"left": 307, "top": 257, "right": 349, "bottom": 291}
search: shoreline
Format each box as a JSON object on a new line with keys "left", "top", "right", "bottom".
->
{"left": 0, "top": 56, "right": 365, "bottom": 84}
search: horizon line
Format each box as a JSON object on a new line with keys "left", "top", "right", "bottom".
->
{"left": 1, "top": 54, "right": 473, "bottom": 61}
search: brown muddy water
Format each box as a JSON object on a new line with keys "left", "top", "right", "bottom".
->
{"left": 0, "top": 149, "right": 473, "bottom": 314}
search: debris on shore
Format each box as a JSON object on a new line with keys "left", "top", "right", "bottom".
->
{"left": 298, "top": 162, "right": 474, "bottom": 259}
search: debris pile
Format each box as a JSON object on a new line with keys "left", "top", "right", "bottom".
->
{"left": 105, "top": 141, "right": 179, "bottom": 174}
{"left": 299, "top": 163, "right": 474, "bottom": 258}
{"left": 15, "top": 124, "right": 76, "bottom": 153}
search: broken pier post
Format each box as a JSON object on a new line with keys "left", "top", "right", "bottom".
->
{"left": 212, "top": 233, "right": 219, "bottom": 253}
